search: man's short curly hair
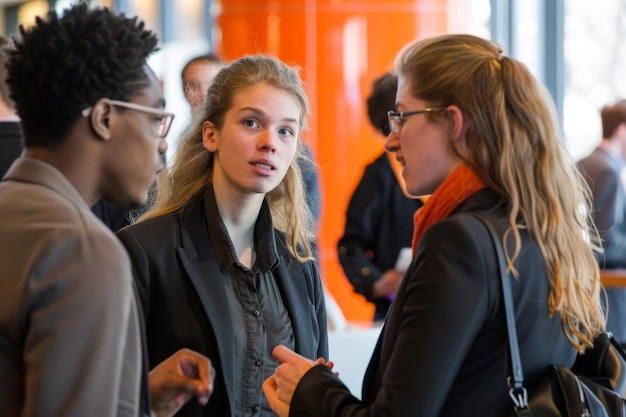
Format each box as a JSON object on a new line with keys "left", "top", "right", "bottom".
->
{"left": 366, "top": 72, "right": 398, "bottom": 136}
{"left": 6, "top": 4, "right": 158, "bottom": 148}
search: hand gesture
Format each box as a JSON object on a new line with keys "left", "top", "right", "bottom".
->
{"left": 372, "top": 268, "right": 405, "bottom": 299}
{"left": 148, "top": 348, "right": 214, "bottom": 417}
{"left": 263, "top": 345, "right": 323, "bottom": 417}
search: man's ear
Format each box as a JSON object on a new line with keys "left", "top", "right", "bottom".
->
{"left": 87, "top": 99, "right": 114, "bottom": 141}
{"left": 202, "top": 121, "right": 218, "bottom": 153}
{"left": 615, "top": 122, "right": 626, "bottom": 138}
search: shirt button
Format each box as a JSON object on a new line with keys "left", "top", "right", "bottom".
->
{"left": 255, "top": 360, "right": 262, "bottom": 366}
{"left": 252, "top": 310, "right": 260, "bottom": 317}
{"left": 252, "top": 404, "right": 260, "bottom": 412}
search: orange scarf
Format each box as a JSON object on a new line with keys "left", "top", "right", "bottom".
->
{"left": 412, "top": 164, "right": 487, "bottom": 255}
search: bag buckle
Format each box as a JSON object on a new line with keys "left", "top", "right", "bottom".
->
{"left": 509, "top": 387, "right": 529, "bottom": 409}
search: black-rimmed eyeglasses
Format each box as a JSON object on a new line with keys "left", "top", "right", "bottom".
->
{"left": 81, "top": 100, "right": 175, "bottom": 138}
{"left": 387, "top": 108, "right": 446, "bottom": 134}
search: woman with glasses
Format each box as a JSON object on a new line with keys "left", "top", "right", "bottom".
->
{"left": 116, "top": 54, "right": 328, "bottom": 417}
{"left": 263, "top": 33, "right": 605, "bottom": 417}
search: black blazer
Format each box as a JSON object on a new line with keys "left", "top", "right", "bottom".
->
{"left": 116, "top": 197, "right": 328, "bottom": 417}
{"left": 290, "top": 189, "right": 576, "bottom": 417}
{"left": 338, "top": 153, "right": 422, "bottom": 319}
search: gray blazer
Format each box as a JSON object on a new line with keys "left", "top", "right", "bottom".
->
{"left": 0, "top": 157, "right": 142, "bottom": 417}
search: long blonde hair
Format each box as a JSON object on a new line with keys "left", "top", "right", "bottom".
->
{"left": 395, "top": 34, "right": 604, "bottom": 351}
{"left": 141, "top": 54, "right": 315, "bottom": 261}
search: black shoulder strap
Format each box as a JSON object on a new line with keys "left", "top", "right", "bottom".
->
{"left": 469, "top": 212, "right": 530, "bottom": 412}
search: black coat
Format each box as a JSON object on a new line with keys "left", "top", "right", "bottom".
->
{"left": 291, "top": 189, "right": 576, "bottom": 417}
{"left": 338, "top": 153, "right": 422, "bottom": 319}
{"left": 117, "top": 196, "right": 328, "bottom": 417}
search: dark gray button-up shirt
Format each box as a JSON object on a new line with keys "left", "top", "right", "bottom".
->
{"left": 207, "top": 192, "right": 295, "bottom": 417}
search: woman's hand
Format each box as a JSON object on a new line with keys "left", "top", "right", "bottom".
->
{"left": 263, "top": 345, "right": 327, "bottom": 417}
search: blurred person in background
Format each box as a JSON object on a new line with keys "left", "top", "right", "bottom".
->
{"left": 0, "top": 36, "right": 21, "bottom": 178}
{"left": 577, "top": 99, "right": 626, "bottom": 346}
{"left": 182, "top": 53, "right": 225, "bottom": 110}
{"left": 337, "top": 72, "right": 423, "bottom": 321}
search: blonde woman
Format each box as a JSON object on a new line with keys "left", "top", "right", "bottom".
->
{"left": 264, "top": 34, "right": 604, "bottom": 417}
{"left": 117, "top": 55, "right": 327, "bottom": 417}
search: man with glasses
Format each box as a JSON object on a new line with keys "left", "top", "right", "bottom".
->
{"left": 181, "top": 53, "right": 225, "bottom": 110}
{"left": 81, "top": 100, "right": 175, "bottom": 138}
{"left": 0, "top": 4, "right": 212, "bottom": 417}
{"left": 90, "top": 100, "right": 175, "bottom": 232}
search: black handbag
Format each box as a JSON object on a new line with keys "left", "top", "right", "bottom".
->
{"left": 471, "top": 212, "right": 626, "bottom": 417}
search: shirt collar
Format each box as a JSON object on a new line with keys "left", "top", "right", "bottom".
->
{"left": 203, "top": 183, "right": 279, "bottom": 273}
